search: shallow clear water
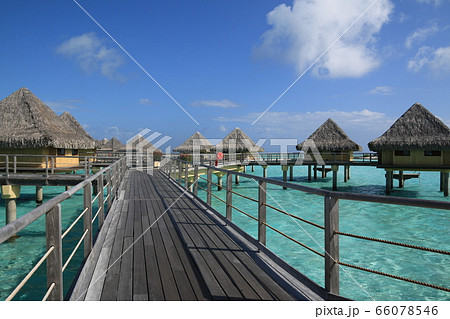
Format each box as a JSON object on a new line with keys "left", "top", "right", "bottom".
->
{"left": 197, "top": 165, "right": 450, "bottom": 301}
{"left": 0, "top": 185, "right": 102, "bottom": 301}
{"left": 1, "top": 165, "right": 448, "bottom": 301}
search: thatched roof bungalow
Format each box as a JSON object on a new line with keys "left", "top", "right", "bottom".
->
{"left": 174, "top": 131, "right": 213, "bottom": 154}
{"left": 216, "top": 127, "right": 264, "bottom": 153}
{"left": 296, "top": 118, "right": 362, "bottom": 161}
{"left": 0, "top": 87, "right": 95, "bottom": 168}
{"left": 101, "top": 137, "right": 126, "bottom": 152}
{"left": 60, "top": 111, "right": 96, "bottom": 157}
{"left": 368, "top": 103, "right": 450, "bottom": 168}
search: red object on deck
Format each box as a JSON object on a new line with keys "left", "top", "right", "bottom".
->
{"left": 215, "top": 160, "right": 218, "bottom": 166}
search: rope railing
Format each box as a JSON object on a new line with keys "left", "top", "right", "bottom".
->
{"left": 334, "top": 231, "right": 450, "bottom": 256}
{"left": 62, "top": 229, "right": 90, "bottom": 272}
{"left": 42, "top": 282, "right": 56, "bottom": 301}
{"left": 61, "top": 208, "right": 88, "bottom": 240}
{"left": 164, "top": 157, "right": 450, "bottom": 299}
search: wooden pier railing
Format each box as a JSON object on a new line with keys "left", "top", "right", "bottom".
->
{"left": 0, "top": 157, "right": 127, "bottom": 301}
{"left": 162, "top": 158, "right": 450, "bottom": 298}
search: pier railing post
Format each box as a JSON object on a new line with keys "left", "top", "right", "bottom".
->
{"left": 207, "top": 167, "right": 212, "bottom": 206}
{"left": 45, "top": 156, "right": 49, "bottom": 179}
{"left": 84, "top": 157, "right": 88, "bottom": 178}
{"left": 13, "top": 155, "right": 17, "bottom": 174}
{"left": 83, "top": 182, "right": 93, "bottom": 258}
{"left": 194, "top": 165, "right": 199, "bottom": 195}
{"left": 324, "top": 195, "right": 339, "bottom": 295}
{"left": 98, "top": 173, "right": 104, "bottom": 227}
{"left": 107, "top": 169, "right": 112, "bottom": 211}
{"left": 258, "top": 180, "right": 267, "bottom": 246}
{"left": 184, "top": 162, "right": 189, "bottom": 189}
{"left": 46, "top": 204, "right": 63, "bottom": 301}
{"left": 226, "top": 172, "right": 233, "bottom": 221}
{"left": 5, "top": 155, "right": 9, "bottom": 179}
{"left": 178, "top": 161, "right": 182, "bottom": 184}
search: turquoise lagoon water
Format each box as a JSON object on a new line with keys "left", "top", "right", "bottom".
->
{"left": 1, "top": 165, "right": 449, "bottom": 301}
{"left": 0, "top": 185, "right": 102, "bottom": 301}
{"left": 196, "top": 165, "right": 450, "bottom": 301}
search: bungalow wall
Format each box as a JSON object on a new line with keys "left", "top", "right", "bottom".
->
{"left": 319, "top": 151, "right": 354, "bottom": 162}
{"left": 0, "top": 147, "right": 82, "bottom": 169}
{"left": 379, "top": 149, "right": 448, "bottom": 167}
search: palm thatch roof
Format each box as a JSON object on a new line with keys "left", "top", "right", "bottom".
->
{"left": 368, "top": 103, "right": 450, "bottom": 151}
{"left": 102, "top": 137, "right": 125, "bottom": 151}
{"left": 126, "top": 135, "right": 162, "bottom": 153}
{"left": 60, "top": 111, "right": 95, "bottom": 147}
{"left": 216, "top": 127, "right": 264, "bottom": 152}
{"left": 0, "top": 87, "right": 95, "bottom": 149}
{"left": 174, "top": 131, "right": 213, "bottom": 153}
{"left": 296, "top": 118, "right": 362, "bottom": 152}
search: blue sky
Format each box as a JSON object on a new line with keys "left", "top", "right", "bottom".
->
{"left": 1, "top": 0, "right": 450, "bottom": 151}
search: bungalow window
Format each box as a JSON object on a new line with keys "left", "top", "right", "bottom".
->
{"left": 72, "top": 149, "right": 79, "bottom": 156}
{"left": 424, "top": 150, "right": 441, "bottom": 156}
{"left": 395, "top": 150, "right": 410, "bottom": 156}
{"left": 57, "top": 148, "right": 65, "bottom": 156}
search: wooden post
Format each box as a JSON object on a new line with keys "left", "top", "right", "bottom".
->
{"left": 36, "top": 186, "right": 43, "bottom": 205}
{"left": 282, "top": 165, "right": 288, "bottom": 190}
{"left": 6, "top": 199, "right": 17, "bottom": 225}
{"left": 98, "top": 174, "right": 104, "bottom": 227}
{"left": 217, "top": 175, "right": 223, "bottom": 191}
{"left": 83, "top": 183, "right": 93, "bottom": 258}
{"left": 207, "top": 167, "right": 212, "bottom": 206}
{"left": 51, "top": 157, "right": 55, "bottom": 174}
{"left": 178, "top": 162, "right": 182, "bottom": 183}
{"left": 258, "top": 180, "right": 267, "bottom": 246}
{"left": 235, "top": 167, "right": 240, "bottom": 185}
{"left": 347, "top": 166, "right": 351, "bottom": 180}
{"left": 443, "top": 172, "right": 449, "bottom": 197}
{"left": 13, "top": 156, "right": 17, "bottom": 174}
{"left": 399, "top": 171, "right": 404, "bottom": 188}
{"left": 386, "top": 170, "right": 392, "bottom": 195}
{"left": 251, "top": 165, "right": 254, "bottom": 172}
{"left": 321, "top": 165, "right": 326, "bottom": 178}
{"left": 324, "top": 195, "right": 339, "bottom": 295}
{"left": 308, "top": 165, "right": 312, "bottom": 181}
{"left": 107, "top": 169, "right": 112, "bottom": 211}
{"left": 45, "top": 156, "right": 49, "bottom": 179}
{"left": 262, "top": 165, "right": 268, "bottom": 178}
{"left": 184, "top": 163, "right": 189, "bottom": 190}
{"left": 333, "top": 169, "right": 338, "bottom": 191}
{"left": 313, "top": 165, "right": 317, "bottom": 179}
{"left": 226, "top": 173, "right": 233, "bottom": 221}
{"left": 46, "top": 204, "right": 63, "bottom": 301}
{"left": 289, "top": 166, "right": 294, "bottom": 181}
{"left": 193, "top": 165, "right": 199, "bottom": 195}
{"left": 343, "top": 165, "right": 348, "bottom": 183}
{"left": 5, "top": 155, "right": 9, "bottom": 179}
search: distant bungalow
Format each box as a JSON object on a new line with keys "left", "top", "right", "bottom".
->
{"left": 60, "top": 111, "right": 96, "bottom": 157}
{"left": 368, "top": 103, "right": 450, "bottom": 195}
{"left": 296, "top": 118, "right": 362, "bottom": 188}
{"left": 174, "top": 131, "right": 213, "bottom": 154}
{"left": 100, "top": 137, "right": 126, "bottom": 152}
{"left": 216, "top": 127, "right": 264, "bottom": 153}
{"left": 0, "top": 87, "right": 95, "bottom": 169}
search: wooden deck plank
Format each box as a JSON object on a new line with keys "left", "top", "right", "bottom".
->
{"left": 116, "top": 236, "right": 133, "bottom": 300}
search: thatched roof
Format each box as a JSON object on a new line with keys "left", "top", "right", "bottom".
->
{"left": 174, "top": 131, "right": 213, "bottom": 153}
{"left": 296, "top": 118, "right": 362, "bottom": 152}
{"left": 216, "top": 127, "right": 264, "bottom": 152}
{"left": 102, "top": 137, "right": 125, "bottom": 151}
{"left": 368, "top": 103, "right": 450, "bottom": 151}
{"left": 60, "top": 111, "right": 96, "bottom": 146}
{"left": 126, "top": 135, "right": 162, "bottom": 153}
{"left": 0, "top": 87, "right": 95, "bottom": 149}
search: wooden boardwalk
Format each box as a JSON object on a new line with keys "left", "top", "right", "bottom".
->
{"left": 70, "top": 170, "right": 327, "bottom": 301}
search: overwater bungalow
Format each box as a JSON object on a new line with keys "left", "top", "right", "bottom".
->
{"left": 296, "top": 118, "right": 362, "bottom": 161}
{"left": 60, "top": 111, "right": 96, "bottom": 157}
{"left": 101, "top": 137, "right": 126, "bottom": 152}
{"left": 0, "top": 87, "right": 95, "bottom": 169}
{"left": 174, "top": 131, "right": 213, "bottom": 154}
{"left": 368, "top": 103, "right": 450, "bottom": 195}
{"left": 216, "top": 127, "right": 264, "bottom": 153}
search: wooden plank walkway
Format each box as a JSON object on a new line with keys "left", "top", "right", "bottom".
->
{"left": 70, "top": 170, "right": 327, "bottom": 301}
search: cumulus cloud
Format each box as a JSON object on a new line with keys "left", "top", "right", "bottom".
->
{"left": 254, "top": 0, "right": 393, "bottom": 78}
{"left": 57, "top": 32, "right": 125, "bottom": 81}
{"left": 369, "top": 86, "right": 393, "bottom": 95}
{"left": 408, "top": 46, "right": 450, "bottom": 77}
{"left": 139, "top": 98, "right": 153, "bottom": 106}
{"left": 405, "top": 24, "right": 439, "bottom": 48}
{"left": 191, "top": 99, "right": 240, "bottom": 108}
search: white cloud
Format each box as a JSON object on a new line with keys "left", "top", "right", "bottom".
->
{"left": 369, "top": 86, "right": 393, "bottom": 95}
{"left": 405, "top": 24, "right": 439, "bottom": 48}
{"left": 254, "top": 0, "right": 393, "bottom": 78}
{"left": 139, "top": 98, "right": 153, "bottom": 106}
{"left": 219, "top": 125, "right": 227, "bottom": 133}
{"left": 45, "top": 99, "right": 83, "bottom": 112}
{"left": 57, "top": 32, "right": 125, "bottom": 81}
{"left": 191, "top": 99, "right": 240, "bottom": 108}
{"left": 408, "top": 46, "right": 450, "bottom": 77}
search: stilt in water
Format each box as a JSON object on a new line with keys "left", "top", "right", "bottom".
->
{"left": 398, "top": 171, "right": 404, "bottom": 188}
{"left": 36, "top": 186, "right": 43, "bottom": 205}
{"left": 332, "top": 166, "right": 338, "bottom": 191}
{"left": 308, "top": 165, "right": 312, "bottom": 181}
{"left": 313, "top": 165, "right": 317, "bottom": 180}
{"left": 289, "top": 166, "right": 294, "bottom": 181}
{"left": 282, "top": 165, "right": 289, "bottom": 189}
{"left": 385, "top": 170, "right": 393, "bottom": 195}
{"left": 443, "top": 172, "right": 449, "bottom": 197}
{"left": 321, "top": 165, "right": 326, "bottom": 178}
{"left": 262, "top": 165, "right": 268, "bottom": 178}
